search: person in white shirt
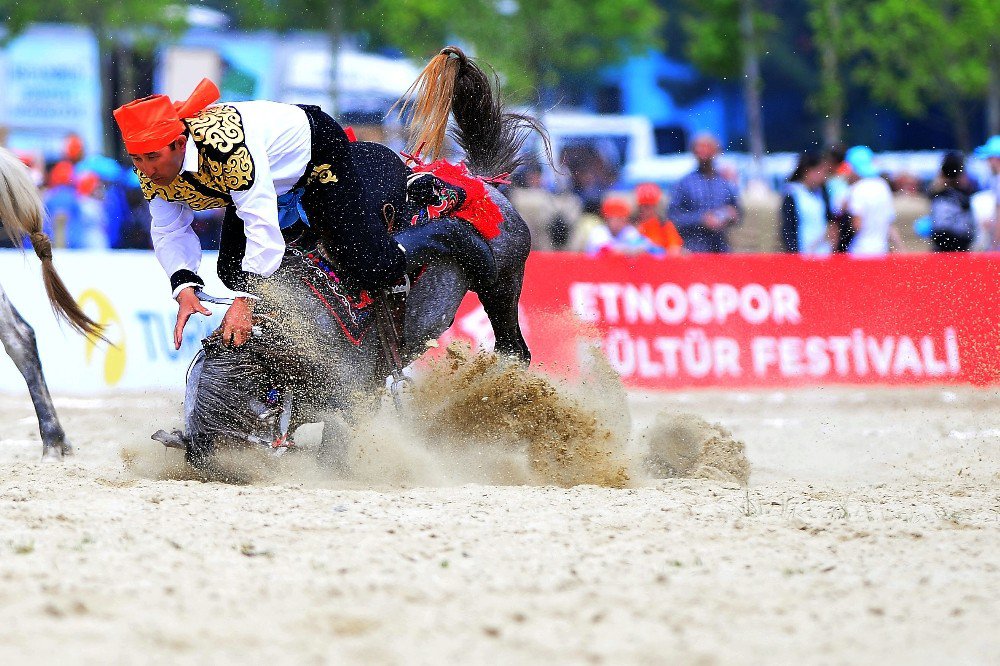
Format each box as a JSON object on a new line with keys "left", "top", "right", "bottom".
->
{"left": 114, "top": 78, "right": 492, "bottom": 350}
{"left": 842, "top": 146, "right": 900, "bottom": 256}
{"left": 974, "top": 135, "right": 1000, "bottom": 248}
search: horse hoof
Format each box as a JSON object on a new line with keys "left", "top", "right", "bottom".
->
{"left": 41, "top": 447, "right": 64, "bottom": 462}
{"left": 41, "top": 441, "right": 73, "bottom": 462}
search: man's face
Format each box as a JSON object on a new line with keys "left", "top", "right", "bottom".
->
{"left": 129, "top": 135, "right": 186, "bottom": 186}
{"left": 693, "top": 137, "right": 719, "bottom": 164}
{"left": 989, "top": 156, "right": 1000, "bottom": 175}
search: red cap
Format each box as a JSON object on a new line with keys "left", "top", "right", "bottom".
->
{"left": 114, "top": 78, "right": 220, "bottom": 154}
{"left": 635, "top": 182, "right": 662, "bottom": 206}
{"left": 77, "top": 172, "right": 100, "bottom": 196}
{"left": 64, "top": 134, "right": 84, "bottom": 162}
{"left": 48, "top": 161, "right": 75, "bottom": 187}
{"left": 601, "top": 196, "right": 631, "bottom": 219}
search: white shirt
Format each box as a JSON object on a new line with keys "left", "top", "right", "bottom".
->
{"left": 149, "top": 101, "right": 311, "bottom": 296}
{"left": 846, "top": 177, "right": 895, "bottom": 256}
{"left": 585, "top": 224, "right": 661, "bottom": 256}
{"left": 787, "top": 182, "right": 831, "bottom": 256}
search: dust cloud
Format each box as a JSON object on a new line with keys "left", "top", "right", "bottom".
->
{"left": 123, "top": 341, "right": 751, "bottom": 489}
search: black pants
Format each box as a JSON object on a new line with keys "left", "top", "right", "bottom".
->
{"left": 930, "top": 231, "right": 973, "bottom": 252}
{"left": 218, "top": 107, "right": 405, "bottom": 293}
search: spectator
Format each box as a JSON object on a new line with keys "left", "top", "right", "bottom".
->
{"left": 779, "top": 152, "right": 832, "bottom": 256}
{"left": 668, "top": 133, "right": 741, "bottom": 253}
{"left": 634, "top": 182, "right": 683, "bottom": 255}
{"left": 974, "top": 135, "right": 1000, "bottom": 248}
{"left": 566, "top": 197, "right": 606, "bottom": 253}
{"left": 843, "top": 146, "right": 901, "bottom": 256}
{"left": 928, "top": 152, "right": 976, "bottom": 252}
{"left": 508, "top": 163, "right": 581, "bottom": 251}
{"left": 71, "top": 172, "right": 110, "bottom": 249}
{"left": 823, "top": 144, "right": 855, "bottom": 253}
{"left": 42, "top": 161, "right": 81, "bottom": 248}
{"left": 585, "top": 196, "right": 662, "bottom": 256}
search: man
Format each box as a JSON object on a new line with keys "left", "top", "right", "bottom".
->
{"left": 667, "top": 133, "right": 741, "bottom": 253}
{"left": 114, "top": 79, "right": 491, "bottom": 350}
{"left": 974, "top": 135, "right": 1000, "bottom": 248}
{"left": 841, "top": 146, "right": 900, "bottom": 256}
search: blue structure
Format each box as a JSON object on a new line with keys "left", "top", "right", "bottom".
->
{"left": 602, "top": 51, "right": 743, "bottom": 154}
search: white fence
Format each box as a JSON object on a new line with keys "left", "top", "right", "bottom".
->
{"left": 0, "top": 250, "right": 236, "bottom": 393}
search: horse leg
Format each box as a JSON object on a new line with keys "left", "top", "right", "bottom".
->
{"left": 401, "top": 262, "right": 469, "bottom": 363}
{"left": 0, "top": 284, "right": 71, "bottom": 460}
{"left": 477, "top": 262, "right": 531, "bottom": 364}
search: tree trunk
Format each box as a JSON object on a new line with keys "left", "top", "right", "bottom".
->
{"left": 945, "top": 97, "right": 971, "bottom": 152}
{"left": 817, "top": 0, "right": 844, "bottom": 146}
{"left": 739, "top": 0, "right": 766, "bottom": 182}
{"left": 328, "top": 0, "right": 343, "bottom": 117}
{"left": 988, "top": 45, "right": 1000, "bottom": 136}
{"left": 98, "top": 31, "right": 116, "bottom": 157}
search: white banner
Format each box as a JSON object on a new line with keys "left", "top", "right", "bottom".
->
{"left": 0, "top": 250, "right": 237, "bottom": 393}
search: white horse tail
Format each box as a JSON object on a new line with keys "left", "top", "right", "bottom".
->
{"left": 0, "top": 147, "right": 104, "bottom": 339}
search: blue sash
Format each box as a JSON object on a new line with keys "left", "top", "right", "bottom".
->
{"left": 277, "top": 186, "right": 310, "bottom": 229}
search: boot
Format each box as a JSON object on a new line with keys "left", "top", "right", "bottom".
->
{"left": 406, "top": 171, "right": 468, "bottom": 219}
{"left": 394, "top": 218, "right": 497, "bottom": 289}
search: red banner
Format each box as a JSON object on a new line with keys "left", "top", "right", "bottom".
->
{"left": 442, "top": 253, "right": 1000, "bottom": 389}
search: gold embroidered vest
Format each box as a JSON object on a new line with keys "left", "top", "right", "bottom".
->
{"left": 138, "top": 105, "right": 256, "bottom": 210}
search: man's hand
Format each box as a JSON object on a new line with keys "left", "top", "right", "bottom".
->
{"left": 703, "top": 211, "right": 724, "bottom": 230}
{"left": 174, "top": 287, "right": 212, "bottom": 350}
{"left": 220, "top": 297, "right": 256, "bottom": 348}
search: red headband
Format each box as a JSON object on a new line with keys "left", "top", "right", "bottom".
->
{"left": 114, "top": 79, "right": 220, "bottom": 154}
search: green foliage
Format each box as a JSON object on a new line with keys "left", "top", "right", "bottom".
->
{"left": 848, "top": 0, "right": 999, "bottom": 117}
{"left": 0, "top": 0, "right": 184, "bottom": 48}
{"left": 678, "top": 0, "right": 777, "bottom": 80}
{"left": 224, "top": 0, "right": 665, "bottom": 101}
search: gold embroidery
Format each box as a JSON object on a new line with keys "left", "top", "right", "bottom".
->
{"left": 138, "top": 172, "right": 228, "bottom": 211}
{"left": 186, "top": 106, "right": 245, "bottom": 153}
{"left": 137, "top": 105, "right": 256, "bottom": 211}
{"left": 310, "top": 164, "right": 338, "bottom": 185}
{"left": 224, "top": 146, "right": 255, "bottom": 191}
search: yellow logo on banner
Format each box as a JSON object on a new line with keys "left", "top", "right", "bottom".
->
{"left": 78, "top": 289, "right": 126, "bottom": 386}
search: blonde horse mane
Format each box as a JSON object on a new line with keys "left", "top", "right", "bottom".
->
{"left": 0, "top": 147, "right": 104, "bottom": 339}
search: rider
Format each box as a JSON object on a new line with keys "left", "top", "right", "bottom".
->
{"left": 113, "top": 78, "right": 494, "bottom": 350}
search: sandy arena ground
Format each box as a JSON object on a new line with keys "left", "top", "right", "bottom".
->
{"left": 0, "top": 380, "right": 998, "bottom": 665}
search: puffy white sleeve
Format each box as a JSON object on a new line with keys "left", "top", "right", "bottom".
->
{"left": 149, "top": 197, "right": 204, "bottom": 297}
{"left": 228, "top": 132, "right": 286, "bottom": 283}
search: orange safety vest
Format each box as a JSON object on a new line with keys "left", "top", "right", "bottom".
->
{"left": 637, "top": 216, "right": 683, "bottom": 252}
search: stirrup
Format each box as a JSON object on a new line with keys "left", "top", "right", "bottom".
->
{"left": 406, "top": 172, "right": 467, "bottom": 219}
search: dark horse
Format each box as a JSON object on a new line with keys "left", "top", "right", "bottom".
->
{"left": 160, "top": 47, "right": 548, "bottom": 468}
{"left": 0, "top": 147, "right": 103, "bottom": 460}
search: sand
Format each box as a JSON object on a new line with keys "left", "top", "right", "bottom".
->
{"left": 0, "top": 381, "right": 998, "bottom": 665}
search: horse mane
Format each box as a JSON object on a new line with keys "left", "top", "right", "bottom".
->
{"left": 188, "top": 345, "right": 268, "bottom": 439}
{"left": 392, "top": 46, "right": 552, "bottom": 178}
{"left": 0, "top": 147, "right": 104, "bottom": 340}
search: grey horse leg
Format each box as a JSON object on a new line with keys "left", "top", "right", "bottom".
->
{"left": 477, "top": 262, "right": 530, "bottom": 363}
{"left": 402, "top": 261, "right": 469, "bottom": 363}
{"left": 477, "top": 195, "right": 531, "bottom": 363}
{"left": 0, "top": 283, "right": 71, "bottom": 460}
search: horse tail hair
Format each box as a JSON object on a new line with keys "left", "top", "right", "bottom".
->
{"left": 392, "top": 46, "right": 552, "bottom": 178}
{"left": 0, "top": 147, "right": 104, "bottom": 340}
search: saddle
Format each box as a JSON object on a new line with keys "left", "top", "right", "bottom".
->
{"left": 275, "top": 142, "right": 414, "bottom": 348}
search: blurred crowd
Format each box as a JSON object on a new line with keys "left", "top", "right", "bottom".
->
{"left": 510, "top": 134, "right": 1000, "bottom": 257}
{"left": 4, "top": 131, "right": 1000, "bottom": 257}
{"left": 1, "top": 134, "right": 229, "bottom": 252}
